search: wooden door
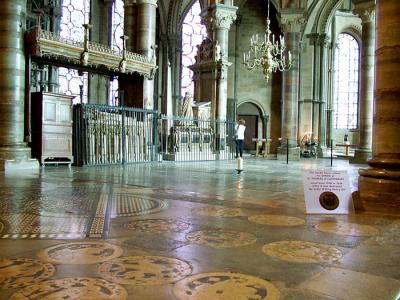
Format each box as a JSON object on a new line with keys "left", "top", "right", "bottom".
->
{"left": 239, "top": 115, "right": 258, "bottom": 151}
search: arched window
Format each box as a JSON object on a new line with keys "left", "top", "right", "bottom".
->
{"left": 59, "top": 0, "right": 90, "bottom": 103}
{"left": 110, "top": 0, "right": 124, "bottom": 106}
{"left": 181, "top": 1, "right": 207, "bottom": 98}
{"left": 333, "top": 33, "right": 360, "bottom": 129}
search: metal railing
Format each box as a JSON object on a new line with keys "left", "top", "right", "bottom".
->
{"left": 159, "top": 115, "right": 236, "bottom": 161}
{"left": 73, "top": 104, "right": 157, "bottom": 166}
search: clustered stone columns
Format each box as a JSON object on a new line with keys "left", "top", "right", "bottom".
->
{"left": 201, "top": 4, "right": 237, "bottom": 121}
{"left": 277, "top": 13, "right": 304, "bottom": 161}
{"left": 136, "top": 0, "right": 157, "bottom": 110}
{"left": 352, "top": 1, "right": 375, "bottom": 164}
{"left": 0, "top": 0, "right": 38, "bottom": 170}
{"left": 358, "top": 0, "right": 400, "bottom": 214}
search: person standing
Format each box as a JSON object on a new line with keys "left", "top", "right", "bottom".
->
{"left": 235, "top": 119, "right": 246, "bottom": 158}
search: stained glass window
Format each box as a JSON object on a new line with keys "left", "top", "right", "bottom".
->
{"left": 333, "top": 33, "right": 360, "bottom": 129}
{"left": 110, "top": 0, "right": 125, "bottom": 106}
{"left": 181, "top": 1, "right": 207, "bottom": 97}
{"left": 59, "top": 0, "right": 90, "bottom": 103}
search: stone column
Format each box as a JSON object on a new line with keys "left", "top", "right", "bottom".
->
{"left": 352, "top": 1, "right": 375, "bottom": 163}
{"left": 136, "top": 0, "right": 157, "bottom": 110}
{"left": 124, "top": 0, "right": 137, "bottom": 52}
{"left": 317, "top": 34, "right": 329, "bottom": 156}
{"left": 201, "top": 4, "right": 237, "bottom": 120}
{"left": 358, "top": 0, "right": 400, "bottom": 214}
{"left": 277, "top": 13, "right": 304, "bottom": 161}
{"left": 167, "top": 34, "right": 181, "bottom": 116}
{"left": 0, "top": 0, "right": 38, "bottom": 170}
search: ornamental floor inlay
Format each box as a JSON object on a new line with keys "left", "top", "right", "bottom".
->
{"left": 262, "top": 241, "right": 342, "bottom": 264}
{"left": 0, "top": 258, "right": 55, "bottom": 289}
{"left": 98, "top": 255, "right": 192, "bottom": 285}
{"left": 186, "top": 229, "right": 257, "bottom": 248}
{"left": 37, "top": 242, "right": 123, "bottom": 265}
{"left": 0, "top": 214, "right": 88, "bottom": 239}
{"left": 315, "top": 222, "right": 379, "bottom": 236}
{"left": 193, "top": 206, "right": 246, "bottom": 217}
{"left": 173, "top": 272, "right": 280, "bottom": 300}
{"left": 112, "top": 194, "right": 168, "bottom": 217}
{"left": 9, "top": 277, "right": 127, "bottom": 300}
{"left": 248, "top": 215, "right": 305, "bottom": 226}
{"left": 123, "top": 219, "right": 190, "bottom": 233}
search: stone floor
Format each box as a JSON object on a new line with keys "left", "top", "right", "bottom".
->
{"left": 0, "top": 158, "right": 399, "bottom": 299}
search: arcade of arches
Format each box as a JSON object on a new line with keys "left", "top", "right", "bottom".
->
{"left": 0, "top": 0, "right": 399, "bottom": 299}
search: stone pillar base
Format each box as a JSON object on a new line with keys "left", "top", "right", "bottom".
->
{"left": 350, "top": 149, "right": 372, "bottom": 164}
{"left": 0, "top": 145, "right": 39, "bottom": 172}
{"left": 317, "top": 146, "right": 327, "bottom": 158}
{"left": 277, "top": 146, "right": 300, "bottom": 161}
{"left": 358, "top": 168, "right": 400, "bottom": 215}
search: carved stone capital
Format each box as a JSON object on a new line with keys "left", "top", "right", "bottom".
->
{"left": 124, "top": 0, "right": 136, "bottom": 6}
{"left": 136, "top": 0, "right": 157, "bottom": 7}
{"left": 201, "top": 4, "right": 238, "bottom": 30}
{"left": 354, "top": 5, "right": 375, "bottom": 24}
{"left": 279, "top": 13, "right": 305, "bottom": 33}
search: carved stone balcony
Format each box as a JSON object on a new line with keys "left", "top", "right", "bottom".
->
{"left": 25, "top": 28, "right": 158, "bottom": 79}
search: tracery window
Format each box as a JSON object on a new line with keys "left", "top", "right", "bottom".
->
{"left": 333, "top": 33, "right": 360, "bottom": 129}
{"left": 59, "top": 0, "right": 90, "bottom": 103}
{"left": 181, "top": 1, "right": 207, "bottom": 98}
{"left": 109, "top": 0, "right": 124, "bottom": 106}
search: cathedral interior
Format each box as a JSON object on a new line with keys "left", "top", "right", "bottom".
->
{"left": 0, "top": 0, "right": 399, "bottom": 299}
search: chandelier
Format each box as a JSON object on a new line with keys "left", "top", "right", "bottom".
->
{"left": 243, "top": 0, "right": 292, "bottom": 81}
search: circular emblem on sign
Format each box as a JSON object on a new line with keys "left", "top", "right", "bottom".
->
{"left": 186, "top": 229, "right": 256, "bottom": 248}
{"left": 37, "top": 242, "right": 123, "bottom": 264}
{"left": 0, "top": 258, "right": 55, "bottom": 289}
{"left": 262, "top": 240, "right": 342, "bottom": 263}
{"left": 98, "top": 255, "right": 192, "bottom": 285}
{"left": 319, "top": 191, "right": 340, "bottom": 210}
{"left": 10, "top": 277, "right": 127, "bottom": 300}
{"left": 173, "top": 272, "right": 280, "bottom": 300}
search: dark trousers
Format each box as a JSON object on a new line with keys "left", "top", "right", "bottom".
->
{"left": 235, "top": 139, "right": 244, "bottom": 157}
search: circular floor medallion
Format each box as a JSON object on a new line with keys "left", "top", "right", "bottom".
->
{"left": 98, "top": 255, "right": 192, "bottom": 285}
{"left": 124, "top": 219, "right": 190, "bottom": 233}
{"left": 248, "top": 215, "right": 305, "bottom": 226}
{"left": 194, "top": 206, "right": 245, "bottom": 217}
{"left": 262, "top": 240, "right": 342, "bottom": 263}
{"left": 315, "top": 222, "right": 379, "bottom": 236}
{"left": 173, "top": 272, "right": 280, "bottom": 300}
{"left": 10, "top": 277, "right": 127, "bottom": 300}
{"left": 37, "top": 242, "right": 123, "bottom": 264}
{"left": 186, "top": 229, "right": 256, "bottom": 248}
{"left": 0, "top": 258, "right": 55, "bottom": 289}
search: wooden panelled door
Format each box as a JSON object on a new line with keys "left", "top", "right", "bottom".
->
{"left": 239, "top": 115, "right": 258, "bottom": 151}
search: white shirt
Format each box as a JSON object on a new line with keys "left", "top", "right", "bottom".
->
{"left": 236, "top": 124, "right": 246, "bottom": 140}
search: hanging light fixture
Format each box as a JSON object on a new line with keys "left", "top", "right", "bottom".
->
{"left": 243, "top": 0, "right": 292, "bottom": 81}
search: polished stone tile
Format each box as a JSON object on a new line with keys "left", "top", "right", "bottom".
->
{"left": 299, "top": 267, "right": 400, "bottom": 300}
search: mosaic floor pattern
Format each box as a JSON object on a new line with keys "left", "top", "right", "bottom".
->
{"left": 98, "top": 255, "right": 192, "bottom": 285}
{"left": 123, "top": 218, "right": 191, "bottom": 233}
{"left": 0, "top": 258, "right": 55, "bottom": 289}
{"left": 262, "top": 240, "right": 343, "bottom": 263}
{"left": 173, "top": 272, "right": 280, "bottom": 300}
{"left": 193, "top": 206, "right": 246, "bottom": 217}
{"left": 9, "top": 277, "right": 127, "bottom": 300}
{"left": 248, "top": 214, "right": 305, "bottom": 226}
{"left": 314, "top": 221, "right": 379, "bottom": 236}
{"left": 111, "top": 194, "right": 168, "bottom": 217}
{"left": 37, "top": 242, "right": 123, "bottom": 264}
{"left": 186, "top": 229, "right": 257, "bottom": 248}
